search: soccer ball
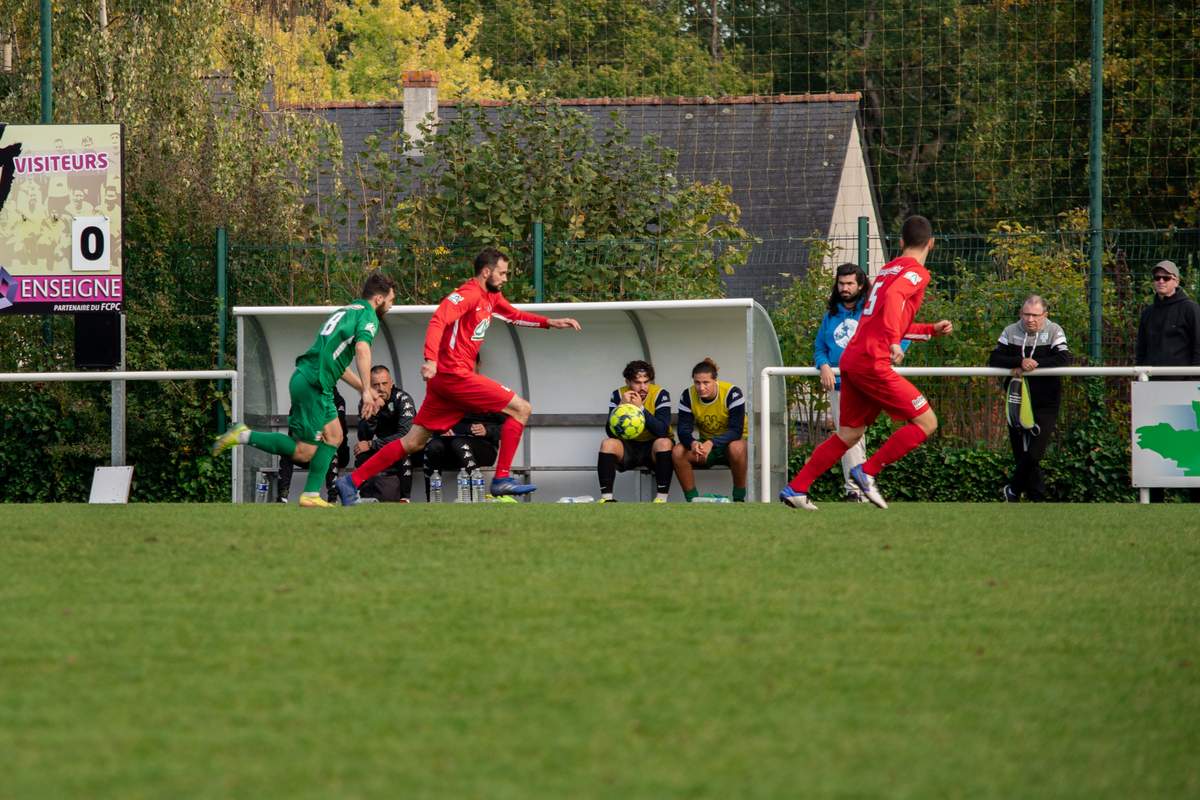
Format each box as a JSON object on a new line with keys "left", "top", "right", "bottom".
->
{"left": 609, "top": 403, "right": 646, "bottom": 440}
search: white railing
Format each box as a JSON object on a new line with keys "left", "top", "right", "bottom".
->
{"left": 758, "top": 366, "right": 1200, "bottom": 505}
{"left": 0, "top": 370, "right": 239, "bottom": 502}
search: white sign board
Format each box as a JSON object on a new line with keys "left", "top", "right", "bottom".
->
{"left": 1131, "top": 381, "right": 1200, "bottom": 488}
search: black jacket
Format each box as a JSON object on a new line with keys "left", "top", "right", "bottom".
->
{"left": 987, "top": 320, "right": 1073, "bottom": 411}
{"left": 447, "top": 412, "right": 503, "bottom": 447}
{"left": 357, "top": 386, "right": 417, "bottom": 450}
{"left": 1136, "top": 289, "right": 1200, "bottom": 367}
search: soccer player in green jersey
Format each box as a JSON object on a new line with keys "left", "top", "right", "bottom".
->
{"left": 212, "top": 272, "right": 397, "bottom": 507}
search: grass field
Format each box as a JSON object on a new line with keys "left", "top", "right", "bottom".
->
{"left": 2, "top": 504, "right": 1198, "bottom": 799}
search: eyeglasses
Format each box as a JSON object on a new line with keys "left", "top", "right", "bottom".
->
{"left": 1152, "top": 274, "right": 1176, "bottom": 282}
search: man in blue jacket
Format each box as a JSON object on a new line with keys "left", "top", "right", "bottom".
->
{"left": 813, "top": 263, "right": 905, "bottom": 501}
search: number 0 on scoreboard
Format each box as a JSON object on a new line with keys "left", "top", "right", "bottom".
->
{"left": 72, "top": 217, "right": 112, "bottom": 272}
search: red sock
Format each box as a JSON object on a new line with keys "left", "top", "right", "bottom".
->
{"left": 864, "top": 423, "right": 927, "bottom": 475}
{"left": 494, "top": 417, "right": 524, "bottom": 479}
{"left": 788, "top": 434, "right": 851, "bottom": 493}
{"left": 351, "top": 438, "right": 407, "bottom": 486}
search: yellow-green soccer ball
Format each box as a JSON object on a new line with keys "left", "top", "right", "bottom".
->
{"left": 609, "top": 403, "right": 646, "bottom": 440}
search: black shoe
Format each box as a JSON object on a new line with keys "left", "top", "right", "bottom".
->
{"left": 1002, "top": 485, "right": 1019, "bottom": 503}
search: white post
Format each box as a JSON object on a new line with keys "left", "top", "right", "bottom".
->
{"left": 1138, "top": 369, "right": 1151, "bottom": 505}
{"left": 233, "top": 316, "right": 245, "bottom": 504}
{"left": 760, "top": 367, "right": 773, "bottom": 502}
{"left": 231, "top": 367, "right": 241, "bottom": 504}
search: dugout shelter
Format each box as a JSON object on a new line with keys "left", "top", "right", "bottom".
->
{"left": 232, "top": 299, "right": 786, "bottom": 503}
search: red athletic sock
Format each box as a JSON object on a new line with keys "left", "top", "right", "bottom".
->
{"left": 494, "top": 417, "right": 524, "bottom": 479}
{"left": 864, "top": 423, "right": 927, "bottom": 475}
{"left": 351, "top": 438, "right": 407, "bottom": 487}
{"left": 788, "top": 434, "right": 851, "bottom": 493}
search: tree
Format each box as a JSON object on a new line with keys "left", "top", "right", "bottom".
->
{"left": 349, "top": 101, "right": 752, "bottom": 303}
{"left": 443, "top": 0, "right": 767, "bottom": 98}
{"left": 256, "top": 0, "right": 520, "bottom": 103}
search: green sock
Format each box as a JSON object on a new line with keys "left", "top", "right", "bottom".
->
{"left": 732, "top": 487, "right": 747, "bottom": 502}
{"left": 303, "top": 442, "right": 337, "bottom": 494}
{"left": 684, "top": 488, "right": 699, "bottom": 502}
{"left": 248, "top": 431, "right": 297, "bottom": 458}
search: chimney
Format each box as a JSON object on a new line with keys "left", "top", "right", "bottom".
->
{"left": 402, "top": 71, "right": 439, "bottom": 154}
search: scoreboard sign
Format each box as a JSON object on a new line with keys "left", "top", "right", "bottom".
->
{"left": 0, "top": 123, "right": 123, "bottom": 314}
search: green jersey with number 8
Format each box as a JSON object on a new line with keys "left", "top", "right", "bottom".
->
{"left": 294, "top": 299, "right": 380, "bottom": 392}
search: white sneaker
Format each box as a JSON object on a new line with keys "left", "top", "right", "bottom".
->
{"left": 849, "top": 464, "right": 888, "bottom": 509}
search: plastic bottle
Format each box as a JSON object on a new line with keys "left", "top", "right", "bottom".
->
{"left": 456, "top": 468, "right": 470, "bottom": 503}
{"left": 556, "top": 495, "right": 596, "bottom": 503}
{"left": 470, "top": 468, "right": 485, "bottom": 503}
{"left": 691, "top": 494, "right": 732, "bottom": 504}
{"left": 255, "top": 469, "right": 269, "bottom": 503}
{"left": 429, "top": 471, "right": 443, "bottom": 503}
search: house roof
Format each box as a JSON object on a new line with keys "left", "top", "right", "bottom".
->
{"left": 289, "top": 93, "right": 865, "bottom": 303}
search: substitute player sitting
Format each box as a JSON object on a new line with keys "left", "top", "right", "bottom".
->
{"left": 211, "top": 272, "right": 394, "bottom": 508}
{"left": 672, "top": 358, "right": 748, "bottom": 502}
{"left": 597, "top": 360, "right": 674, "bottom": 503}
{"left": 336, "top": 248, "right": 580, "bottom": 502}
{"left": 781, "top": 215, "right": 953, "bottom": 511}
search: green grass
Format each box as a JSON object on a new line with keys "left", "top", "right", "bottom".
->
{"left": 2, "top": 504, "right": 1198, "bottom": 799}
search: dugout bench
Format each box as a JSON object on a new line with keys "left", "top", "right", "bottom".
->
{"left": 255, "top": 411, "right": 730, "bottom": 503}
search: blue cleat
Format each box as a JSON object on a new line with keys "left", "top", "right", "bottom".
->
{"left": 334, "top": 473, "right": 361, "bottom": 506}
{"left": 779, "top": 485, "right": 818, "bottom": 511}
{"left": 490, "top": 476, "right": 538, "bottom": 496}
{"left": 849, "top": 464, "right": 888, "bottom": 509}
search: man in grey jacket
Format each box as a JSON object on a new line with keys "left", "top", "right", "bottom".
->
{"left": 987, "top": 295, "right": 1072, "bottom": 502}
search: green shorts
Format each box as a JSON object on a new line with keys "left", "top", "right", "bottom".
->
{"left": 691, "top": 441, "right": 729, "bottom": 468}
{"left": 287, "top": 371, "right": 338, "bottom": 445}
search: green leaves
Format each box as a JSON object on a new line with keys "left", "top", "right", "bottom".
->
{"left": 346, "top": 99, "right": 752, "bottom": 303}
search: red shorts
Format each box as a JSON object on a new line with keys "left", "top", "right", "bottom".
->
{"left": 838, "top": 361, "right": 930, "bottom": 428}
{"left": 413, "top": 371, "right": 515, "bottom": 432}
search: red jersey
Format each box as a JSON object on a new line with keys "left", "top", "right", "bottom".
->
{"left": 424, "top": 279, "right": 548, "bottom": 376}
{"left": 842, "top": 256, "right": 936, "bottom": 367}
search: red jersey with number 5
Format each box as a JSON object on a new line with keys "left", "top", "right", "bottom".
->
{"left": 424, "top": 279, "right": 548, "bottom": 377}
{"left": 842, "top": 256, "right": 936, "bottom": 367}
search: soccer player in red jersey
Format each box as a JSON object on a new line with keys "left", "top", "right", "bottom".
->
{"left": 335, "top": 248, "right": 581, "bottom": 503}
{"left": 780, "top": 215, "right": 953, "bottom": 510}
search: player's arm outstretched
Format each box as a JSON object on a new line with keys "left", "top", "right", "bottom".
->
{"left": 493, "top": 294, "right": 581, "bottom": 331}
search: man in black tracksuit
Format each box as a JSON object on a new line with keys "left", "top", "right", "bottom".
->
{"left": 1136, "top": 260, "right": 1200, "bottom": 502}
{"left": 988, "top": 295, "right": 1073, "bottom": 501}
{"left": 421, "top": 412, "right": 504, "bottom": 499}
{"left": 355, "top": 365, "right": 417, "bottom": 502}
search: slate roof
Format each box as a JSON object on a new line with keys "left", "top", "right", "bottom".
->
{"left": 288, "top": 94, "right": 865, "bottom": 303}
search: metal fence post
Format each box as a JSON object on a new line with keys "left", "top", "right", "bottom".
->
{"left": 857, "top": 216, "right": 869, "bottom": 273}
{"left": 216, "top": 227, "right": 228, "bottom": 433}
{"left": 1088, "top": 0, "right": 1104, "bottom": 363}
{"left": 41, "top": 0, "right": 53, "bottom": 353}
{"left": 533, "top": 221, "right": 544, "bottom": 303}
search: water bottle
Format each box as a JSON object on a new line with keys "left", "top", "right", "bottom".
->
{"left": 691, "top": 494, "right": 731, "bottom": 504}
{"left": 429, "top": 471, "right": 443, "bottom": 503}
{"left": 470, "top": 468, "right": 485, "bottom": 503}
{"left": 456, "top": 468, "right": 470, "bottom": 503}
{"left": 557, "top": 495, "right": 596, "bottom": 503}
{"left": 254, "top": 469, "right": 269, "bottom": 503}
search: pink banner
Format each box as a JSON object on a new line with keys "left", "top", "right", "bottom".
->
{"left": 16, "top": 275, "right": 123, "bottom": 303}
